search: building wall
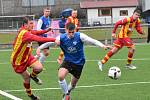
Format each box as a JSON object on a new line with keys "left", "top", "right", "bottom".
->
{"left": 112, "top": 7, "right": 136, "bottom": 22}
{"left": 87, "top": 7, "right": 136, "bottom": 25}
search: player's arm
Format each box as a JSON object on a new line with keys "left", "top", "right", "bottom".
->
{"left": 36, "top": 36, "right": 60, "bottom": 56}
{"left": 37, "top": 19, "right": 43, "bottom": 30}
{"left": 36, "top": 42, "right": 55, "bottom": 56}
{"left": 23, "top": 32, "right": 55, "bottom": 42}
{"left": 135, "top": 19, "right": 144, "bottom": 34}
{"left": 31, "top": 27, "right": 52, "bottom": 35}
{"left": 80, "top": 33, "right": 111, "bottom": 50}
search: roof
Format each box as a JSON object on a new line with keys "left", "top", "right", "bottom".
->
{"left": 80, "top": 0, "right": 138, "bottom": 8}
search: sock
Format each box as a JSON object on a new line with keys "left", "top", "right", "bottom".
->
{"left": 24, "top": 82, "right": 32, "bottom": 96}
{"left": 127, "top": 51, "right": 133, "bottom": 65}
{"left": 30, "top": 70, "right": 40, "bottom": 78}
{"left": 68, "top": 82, "right": 75, "bottom": 93}
{"left": 39, "top": 53, "right": 46, "bottom": 64}
{"left": 58, "top": 79, "right": 68, "bottom": 94}
{"left": 58, "top": 51, "right": 64, "bottom": 60}
{"left": 101, "top": 50, "right": 113, "bottom": 64}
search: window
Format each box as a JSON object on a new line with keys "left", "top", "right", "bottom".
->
{"left": 120, "top": 10, "right": 128, "bottom": 16}
{"left": 22, "top": 0, "right": 55, "bottom": 6}
{"left": 98, "top": 8, "right": 111, "bottom": 16}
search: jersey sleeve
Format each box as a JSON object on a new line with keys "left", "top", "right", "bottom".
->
{"left": 37, "top": 19, "right": 43, "bottom": 30}
{"left": 135, "top": 19, "right": 143, "bottom": 34}
{"left": 112, "top": 18, "right": 128, "bottom": 33}
{"left": 23, "top": 32, "right": 55, "bottom": 42}
{"left": 80, "top": 33, "right": 104, "bottom": 47}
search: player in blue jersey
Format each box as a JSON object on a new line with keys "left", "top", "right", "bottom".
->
{"left": 36, "top": 7, "right": 51, "bottom": 66}
{"left": 36, "top": 23, "right": 111, "bottom": 100}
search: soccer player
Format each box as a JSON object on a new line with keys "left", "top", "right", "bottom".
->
{"left": 98, "top": 9, "right": 145, "bottom": 71}
{"left": 59, "top": 15, "right": 67, "bottom": 34}
{"left": 10, "top": 17, "right": 55, "bottom": 100}
{"left": 36, "top": 23, "right": 111, "bottom": 100}
{"left": 57, "top": 9, "right": 80, "bottom": 64}
{"left": 36, "top": 7, "right": 51, "bottom": 65}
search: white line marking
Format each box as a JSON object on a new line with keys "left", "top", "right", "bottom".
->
{"left": 0, "top": 58, "right": 150, "bottom": 65}
{"left": 0, "top": 90, "right": 22, "bottom": 100}
{"left": 4, "top": 81, "right": 150, "bottom": 92}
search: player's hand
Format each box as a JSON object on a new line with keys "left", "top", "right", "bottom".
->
{"left": 47, "top": 27, "right": 52, "bottom": 32}
{"left": 112, "top": 33, "right": 116, "bottom": 39}
{"left": 36, "top": 48, "right": 41, "bottom": 57}
{"left": 103, "top": 45, "right": 112, "bottom": 50}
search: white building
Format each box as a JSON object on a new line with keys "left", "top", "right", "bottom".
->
{"left": 80, "top": 0, "right": 138, "bottom": 25}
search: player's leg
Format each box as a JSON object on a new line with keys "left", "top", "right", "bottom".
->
{"left": 58, "top": 61, "right": 74, "bottom": 100}
{"left": 57, "top": 50, "right": 64, "bottom": 64}
{"left": 98, "top": 39, "right": 122, "bottom": 71}
{"left": 98, "top": 46, "right": 120, "bottom": 71}
{"left": 126, "top": 46, "right": 136, "bottom": 69}
{"left": 68, "top": 76, "right": 78, "bottom": 94}
{"left": 30, "top": 60, "right": 43, "bottom": 85}
{"left": 58, "top": 67, "right": 70, "bottom": 100}
{"left": 68, "top": 64, "right": 83, "bottom": 95}
{"left": 21, "top": 71, "right": 40, "bottom": 100}
{"left": 39, "top": 48, "right": 49, "bottom": 64}
{"left": 125, "top": 38, "right": 136, "bottom": 69}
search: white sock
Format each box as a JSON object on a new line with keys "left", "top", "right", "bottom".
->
{"left": 58, "top": 79, "right": 68, "bottom": 94}
{"left": 39, "top": 53, "right": 46, "bottom": 64}
{"left": 68, "top": 82, "right": 75, "bottom": 93}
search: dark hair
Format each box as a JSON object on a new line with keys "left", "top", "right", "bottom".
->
{"left": 133, "top": 9, "right": 142, "bottom": 14}
{"left": 22, "top": 16, "right": 30, "bottom": 26}
{"left": 66, "top": 23, "right": 75, "bottom": 30}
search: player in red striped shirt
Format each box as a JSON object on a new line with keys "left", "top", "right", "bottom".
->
{"left": 98, "top": 9, "right": 145, "bottom": 71}
{"left": 10, "top": 17, "right": 55, "bottom": 100}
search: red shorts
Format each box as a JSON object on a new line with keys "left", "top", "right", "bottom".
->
{"left": 113, "top": 38, "right": 134, "bottom": 48}
{"left": 11, "top": 55, "right": 37, "bottom": 73}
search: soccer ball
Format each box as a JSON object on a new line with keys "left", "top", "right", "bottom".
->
{"left": 108, "top": 66, "right": 121, "bottom": 80}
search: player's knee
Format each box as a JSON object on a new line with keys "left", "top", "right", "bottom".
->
{"left": 33, "top": 65, "right": 43, "bottom": 72}
{"left": 58, "top": 75, "right": 65, "bottom": 81}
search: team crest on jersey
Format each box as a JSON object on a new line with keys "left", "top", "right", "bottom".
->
{"left": 73, "top": 41, "right": 77, "bottom": 45}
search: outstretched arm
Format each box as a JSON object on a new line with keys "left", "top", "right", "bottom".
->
{"left": 36, "top": 42, "right": 55, "bottom": 57}
{"left": 80, "top": 33, "right": 111, "bottom": 50}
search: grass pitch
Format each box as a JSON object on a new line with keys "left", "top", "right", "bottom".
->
{"left": 0, "top": 44, "right": 150, "bottom": 100}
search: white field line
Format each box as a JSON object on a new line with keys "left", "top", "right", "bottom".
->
{"left": 0, "top": 90, "right": 22, "bottom": 100}
{"left": 0, "top": 58, "right": 150, "bottom": 65}
{"left": 4, "top": 81, "right": 150, "bottom": 93}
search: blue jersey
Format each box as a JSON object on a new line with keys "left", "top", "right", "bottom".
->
{"left": 59, "top": 18, "right": 66, "bottom": 34}
{"left": 60, "top": 32, "right": 85, "bottom": 66}
{"left": 39, "top": 16, "right": 50, "bottom": 37}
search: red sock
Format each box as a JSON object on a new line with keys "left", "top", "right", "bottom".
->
{"left": 24, "top": 82, "right": 32, "bottom": 96}
{"left": 101, "top": 50, "right": 113, "bottom": 64}
{"left": 30, "top": 70, "right": 40, "bottom": 78}
{"left": 127, "top": 52, "right": 133, "bottom": 64}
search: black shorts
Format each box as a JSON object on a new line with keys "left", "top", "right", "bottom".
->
{"left": 38, "top": 42, "right": 49, "bottom": 49}
{"left": 59, "top": 61, "right": 84, "bottom": 79}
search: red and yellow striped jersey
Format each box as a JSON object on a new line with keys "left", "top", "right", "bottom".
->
{"left": 66, "top": 16, "right": 79, "bottom": 28}
{"left": 11, "top": 28, "right": 55, "bottom": 66}
{"left": 11, "top": 29, "right": 32, "bottom": 66}
{"left": 112, "top": 16, "right": 143, "bottom": 38}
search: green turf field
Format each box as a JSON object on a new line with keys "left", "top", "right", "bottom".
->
{"left": 0, "top": 44, "right": 150, "bottom": 100}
